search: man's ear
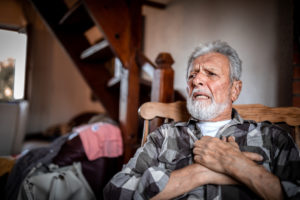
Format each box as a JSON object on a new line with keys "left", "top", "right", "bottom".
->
{"left": 231, "top": 80, "right": 242, "bottom": 102}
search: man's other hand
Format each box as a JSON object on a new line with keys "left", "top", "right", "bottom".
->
{"left": 193, "top": 136, "right": 263, "bottom": 175}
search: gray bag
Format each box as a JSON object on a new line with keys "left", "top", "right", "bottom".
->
{"left": 18, "top": 162, "right": 96, "bottom": 200}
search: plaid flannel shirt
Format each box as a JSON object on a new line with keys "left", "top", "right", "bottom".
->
{"left": 104, "top": 109, "right": 300, "bottom": 199}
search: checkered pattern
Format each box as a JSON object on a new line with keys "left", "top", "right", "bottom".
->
{"left": 104, "top": 109, "right": 300, "bottom": 199}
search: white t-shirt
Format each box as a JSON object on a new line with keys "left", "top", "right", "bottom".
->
{"left": 196, "top": 120, "right": 231, "bottom": 137}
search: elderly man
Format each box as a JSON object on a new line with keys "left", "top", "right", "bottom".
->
{"left": 104, "top": 41, "right": 300, "bottom": 199}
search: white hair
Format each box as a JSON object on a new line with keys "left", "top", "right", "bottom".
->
{"left": 186, "top": 40, "right": 242, "bottom": 82}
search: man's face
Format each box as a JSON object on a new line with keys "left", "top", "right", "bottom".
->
{"left": 186, "top": 52, "right": 240, "bottom": 121}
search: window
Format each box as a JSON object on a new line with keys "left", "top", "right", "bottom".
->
{"left": 0, "top": 28, "right": 27, "bottom": 100}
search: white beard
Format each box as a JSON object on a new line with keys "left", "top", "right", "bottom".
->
{"left": 186, "top": 90, "right": 230, "bottom": 121}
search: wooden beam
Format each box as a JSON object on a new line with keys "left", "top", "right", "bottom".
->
{"left": 83, "top": 0, "right": 132, "bottom": 68}
{"left": 119, "top": 61, "right": 140, "bottom": 161}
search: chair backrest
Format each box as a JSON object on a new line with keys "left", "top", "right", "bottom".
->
{"left": 138, "top": 101, "right": 300, "bottom": 147}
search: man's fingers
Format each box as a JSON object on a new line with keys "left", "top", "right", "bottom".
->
{"left": 242, "top": 152, "right": 263, "bottom": 161}
{"left": 226, "top": 136, "right": 239, "bottom": 149}
{"left": 219, "top": 136, "right": 264, "bottom": 162}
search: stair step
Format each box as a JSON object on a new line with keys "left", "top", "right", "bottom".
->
{"left": 59, "top": 0, "right": 82, "bottom": 25}
{"left": 64, "top": 0, "right": 80, "bottom": 9}
{"left": 80, "top": 40, "right": 114, "bottom": 62}
{"left": 107, "top": 77, "right": 121, "bottom": 87}
{"left": 59, "top": 0, "right": 93, "bottom": 32}
{"left": 143, "top": 0, "right": 167, "bottom": 9}
{"left": 84, "top": 26, "right": 104, "bottom": 45}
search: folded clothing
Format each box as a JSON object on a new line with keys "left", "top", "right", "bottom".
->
{"left": 53, "top": 134, "right": 122, "bottom": 200}
{"left": 74, "top": 122, "right": 123, "bottom": 161}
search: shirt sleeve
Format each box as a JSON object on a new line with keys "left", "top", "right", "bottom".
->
{"left": 103, "top": 131, "right": 171, "bottom": 200}
{"left": 272, "top": 129, "right": 300, "bottom": 199}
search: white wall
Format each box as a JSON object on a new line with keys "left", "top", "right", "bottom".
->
{"left": 143, "top": 0, "right": 293, "bottom": 107}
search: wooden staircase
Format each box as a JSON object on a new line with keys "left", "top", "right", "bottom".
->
{"left": 30, "top": 0, "right": 184, "bottom": 162}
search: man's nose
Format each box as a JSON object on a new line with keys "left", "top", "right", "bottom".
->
{"left": 193, "top": 72, "right": 206, "bottom": 86}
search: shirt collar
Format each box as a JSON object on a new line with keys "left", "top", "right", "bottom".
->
{"left": 174, "top": 108, "right": 244, "bottom": 138}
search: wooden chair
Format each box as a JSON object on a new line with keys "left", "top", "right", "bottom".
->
{"left": 138, "top": 101, "right": 300, "bottom": 147}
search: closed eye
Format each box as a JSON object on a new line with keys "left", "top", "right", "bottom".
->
{"left": 207, "top": 71, "right": 217, "bottom": 76}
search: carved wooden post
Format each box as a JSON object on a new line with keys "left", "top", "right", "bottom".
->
{"left": 150, "top": 53, "right": 175, "bottom": 131}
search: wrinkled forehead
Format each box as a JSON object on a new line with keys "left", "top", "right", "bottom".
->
{"left": 188, "top": 52, "right": 230, "bottom": 75}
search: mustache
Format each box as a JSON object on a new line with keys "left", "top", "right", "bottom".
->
{"left": 191, "top": 88, "right": 213, "bottom": 99}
